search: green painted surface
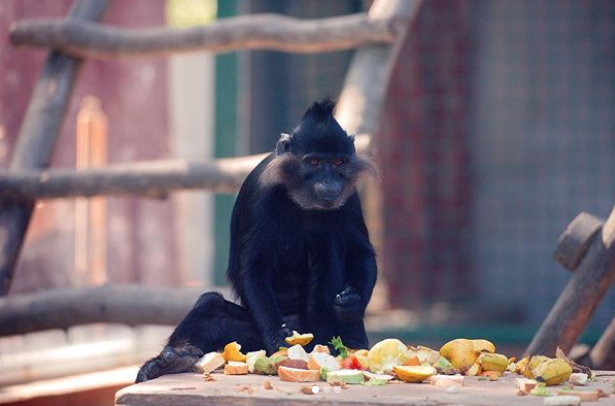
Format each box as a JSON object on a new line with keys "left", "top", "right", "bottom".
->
{"left": 213, "top": 0, "right": 238, "bottom": 287}
{"left": 368, "top": 324, "right": 602, "bottom": 348}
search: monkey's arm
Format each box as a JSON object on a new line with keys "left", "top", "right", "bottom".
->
{"left": 334, "top": 195, "right": 377, "bottom": 321}
{"left": 337, "top": 244, "right": 377, "bottom": 319}
{"left": 234, "top": 258, "right": 291, "bottom": 354}
{"left": 305, "top": 238, "right": 371, "bottom": 350}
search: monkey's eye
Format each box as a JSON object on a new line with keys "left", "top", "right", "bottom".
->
{"left": 308, "top": 158, "right": 320, "bottom": 166}
{"left": 332, "top": 158, "right": 345, "bottom": 166}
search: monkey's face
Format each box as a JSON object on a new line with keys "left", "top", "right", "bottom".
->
{"left": 264, "top": 152, "right": 373, "bottom": 211}
{"left": 291, "top": 153, "right": 351, "bottom": 210}
{"left": 260, "top": 99, "right": 376, "bottom": 210}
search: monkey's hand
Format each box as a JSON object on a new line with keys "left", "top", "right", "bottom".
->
{"left": 333, "top": 286, "right": 364, "bottom": 323}
{"left": 267, "top": 323, "right": 293, "bottom": 354}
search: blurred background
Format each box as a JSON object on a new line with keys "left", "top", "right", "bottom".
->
{"left": 0, "top": 0, "right": 614, "bottom": 404}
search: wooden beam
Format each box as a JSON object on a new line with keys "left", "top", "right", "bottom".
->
{"left": 0, "top": 133, "right": 372, "bottom": 201}
{"left": 0, "top": 155, "right": 266, "bottom": 201}
{"left": 0, "top": 285, "right": 203, "bottom": 336}
{"left": 0, "top": 0, "right": 111, "bottom": 296}
{"left": 526, "top": 202, "right": 615, "bottom": 356}
{"left": 589, "top": 315, "right": 615, "bottom": 369}
{"left": 9, "top": 13, "right": 400, "bottom": 59}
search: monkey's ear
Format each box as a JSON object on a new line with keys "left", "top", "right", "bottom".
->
{"left": 275, "top": 133, "right": 292, "bottom": 155}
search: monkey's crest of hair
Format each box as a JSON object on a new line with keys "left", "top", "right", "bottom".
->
{"left": 289, "top": 99, "right": 355, "bottom": 155}
{"left": 302, "top": 98, "right": 336, "bottom": 120}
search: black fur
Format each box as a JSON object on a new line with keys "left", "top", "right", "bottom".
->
{"left": 136, "top": 100, "right": 377, "bottom": 382}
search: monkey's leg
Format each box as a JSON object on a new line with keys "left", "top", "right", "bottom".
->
{"left": 136, "top": 292, "right": 262, "bottom": 382}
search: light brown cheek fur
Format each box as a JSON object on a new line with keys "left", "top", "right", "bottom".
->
{"left": 350, "top": 156, "right": 378, "bottom": 179}
{"left": 259, "top": 155, "right": 302, "bottom": 187}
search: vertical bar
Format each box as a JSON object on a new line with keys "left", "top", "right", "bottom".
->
{"left": 213, "top": 0, "right": 239, "bottom": 287}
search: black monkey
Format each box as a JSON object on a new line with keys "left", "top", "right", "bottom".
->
{"left": 136, "top": 100, "right": 377, "bottom": 382}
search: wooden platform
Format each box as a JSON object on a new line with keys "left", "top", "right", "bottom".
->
{"left": 115, "top": 371, "right": 615, "bottom": 406}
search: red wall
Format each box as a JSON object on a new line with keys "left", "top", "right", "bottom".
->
{"left": 0, "top": 1, "right": 177, "bottom": 293}
{"left": 378, "top": 0, "right": 474, "bottom": 309}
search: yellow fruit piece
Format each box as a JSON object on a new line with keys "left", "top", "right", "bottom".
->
{"left": 478, "top": 353, "right": 510, "bottom": 372}
{"left": 404, "top": 355, "right": 421, "bottom": 366}
{"left": 393, "top": 365, "right": 437, "bottom": 383}
{"left": 524, "top": 355, "right": 551, "bottom": 378}
{"left": 513, "top": 356, "right": 529, "bottom": 375}
{"left": 532, "top": 358, "right": 572, "bottom": 386}
{"left": 222, "top": 341, "right": 247, "bottom": 362}
{"left": 284, "top": 331, "right": 314, "bottom": 346}
{"left": 465, "top": 363, "right": 482, "bottom": 376}
{"left": 471, "top": 339, "right": 496, "bottom": 354}
{"left": 368, "top": 339, "right": 411, "bottom": 373}
{"left": 439, "top": 339, "right": 478, "bottom": 371}
{"left": 411, "top": 345, "right": 441, "bottom": 365}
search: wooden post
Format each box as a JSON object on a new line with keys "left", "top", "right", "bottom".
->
{"left": 526, "top": 202, "right": 615, "bottom": 356}
{"left": 0, "top": 0, "right": 111, "bottom": 295}
{"left": 589, "top": 315, "right": 615, "bottom": 369}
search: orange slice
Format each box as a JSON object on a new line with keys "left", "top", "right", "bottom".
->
{"left": 222, "top": 341, "right": 247, "bottom": 362}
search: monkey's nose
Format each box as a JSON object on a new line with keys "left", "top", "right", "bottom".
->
{"left": 315, "top": 182, "right": 341, "bottom": 202}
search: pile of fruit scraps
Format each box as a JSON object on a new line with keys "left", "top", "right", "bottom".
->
{"left": 193, "top": 332, "right": 611, "bottom": 403}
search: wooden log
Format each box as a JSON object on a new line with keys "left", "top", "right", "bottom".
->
{"left": 589, "top": 314, "right": 615, "bottom": 369}
{"left": 0, "top": 0, "right": 111, "bottom": 296}
{"left": 553, "top": 212, "right": 604, "bottom": 271}
{"left": 0, "top": 285, "right": 204, "bottom": 336}
{"left": 0, "top": 155, "right": 267, "bottom": 201}
{"left": 525, "top": 202, "right": 615, "bottom": 356}
{"left": 0, "top": 133, "right": 374, "bottom": 201}
{"left": 9, "top": 13, "right": 399, "bottom": 59}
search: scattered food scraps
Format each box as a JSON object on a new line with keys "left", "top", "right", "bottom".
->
{"left": 235, "top": 385, "right": 254, "bottom": 395}
{"left": 300, "top": 386, "right": 315, "bottom": 395}
{"left": 516, "top": 377, "right": 538, "bottom": 392}
{"left": 557, "top": 388, "right": 601, "bottom": 402}
{"left": 285, "top": 331, "right": 314, "bottom": 347}
{"left": 195, "top": 352, "right": 226, "bottom": 374}
{"left": 543, "top": 395, "right": 581, "bottom": 406}
{"left": 189, "top": 335, "right": 604, "bottom": 401}
{"left": 568, "top": 372, "right": 588, "bottom": 386}
{"left": 224, "top": 361, "right": 249, "bottom": 375}
{"left": 429, "top": 374, "right": 464, "bottom": 388}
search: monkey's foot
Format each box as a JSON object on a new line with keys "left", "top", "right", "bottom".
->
{"left": 136, "top": 343, "right": 203, "bottom": 383}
